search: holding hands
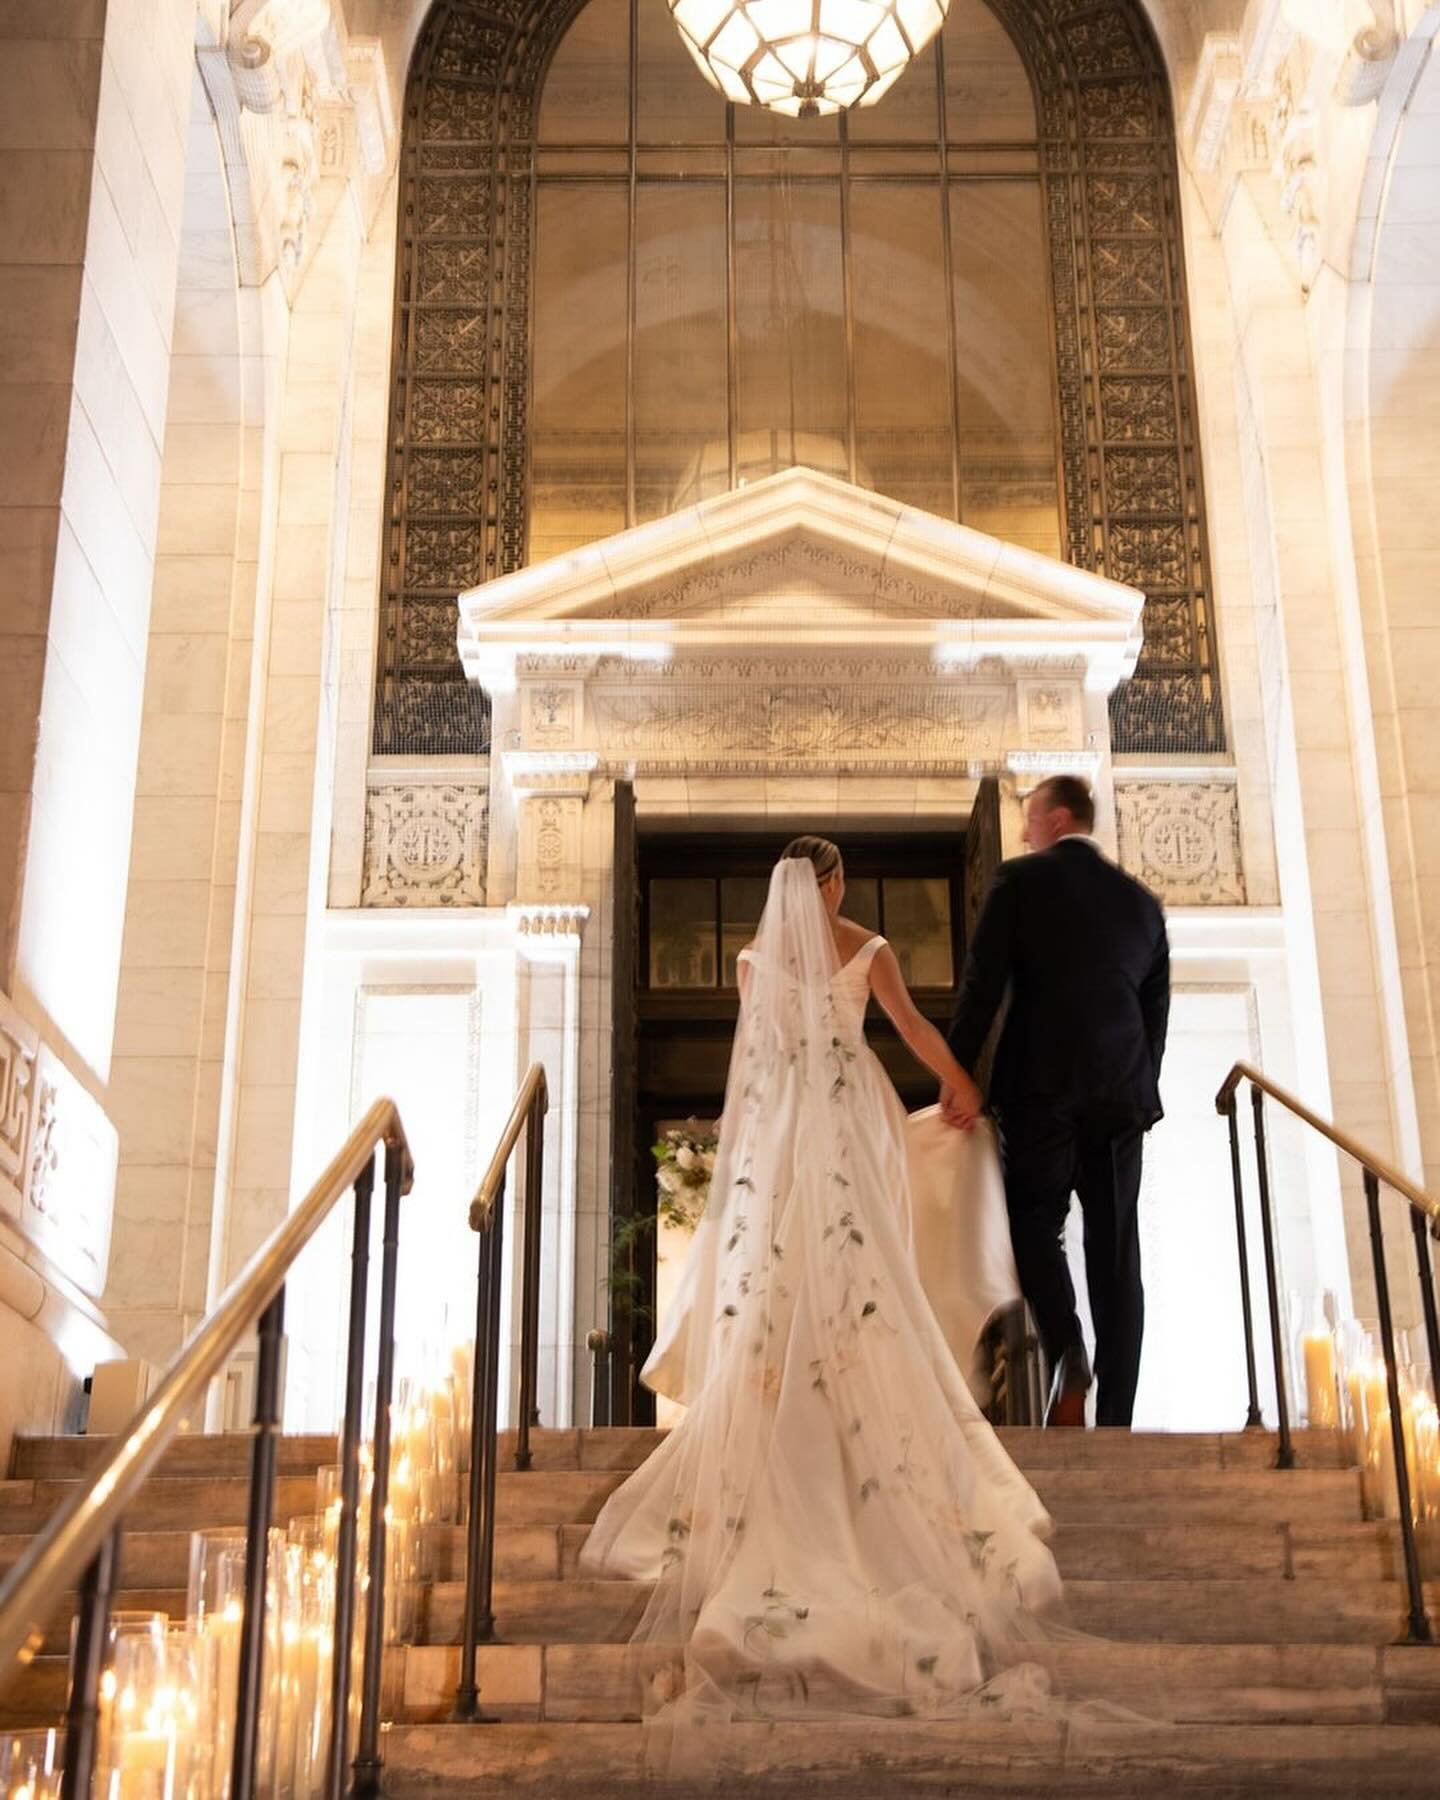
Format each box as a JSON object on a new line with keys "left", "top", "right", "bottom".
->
{"left": 940, "top": 1069, "right": 984, "bottom": 1132}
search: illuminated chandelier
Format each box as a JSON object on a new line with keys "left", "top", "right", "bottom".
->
{"left": 669, "top": 0, "right": 950, "bottom": 118}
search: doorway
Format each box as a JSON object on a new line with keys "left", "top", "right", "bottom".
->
{"left": 607, "top": 792, "right": 1003, "bottom": 1424}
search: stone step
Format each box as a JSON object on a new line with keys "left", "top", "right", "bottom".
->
{"left": 7, "top": 1640, "right": 1436, "bottom": 1742}
{"left": 6, "top": 1515, "right": 1414, "bottom": 1596}
{"left": 416, "top": 1576, "right": 1440, "bottom": 1647}
{"left": 0, "top": 1474, "right": 321, "bottom": 1534}
{"left": 478, "top": 1466, "right": 1365, "bottom": 1530}
{"left": 490, "top": 1425, "right": 1352, "bottom": 1475}
{"left": 393, "top": 1639, "right": 1440, "bottom": 1728}
{"left": 0, "top": 1461, "right": 1362, "bottom": 1539}
{"left": 5, "top": 1426, "right": 1352, "bottom": 1486}
{"left": 415, "top": 1516, "right": 1424, "bottom": 1586}
{"left": 7, "top": 1433, "right": 340, "bottom": 1481}
{"left": 381, "top": 1719, "right": 1440, "bottom": 1795}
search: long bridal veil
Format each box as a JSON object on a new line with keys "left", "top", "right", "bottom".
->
{"left": 587, "top": 858, "right": 1075, "bottom": 1748}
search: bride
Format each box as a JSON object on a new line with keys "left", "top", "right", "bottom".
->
{"left": 581, "top": 836, "right": 1062, "bottom": 1727}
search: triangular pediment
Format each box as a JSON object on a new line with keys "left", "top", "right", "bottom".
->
{"left": 459, "top": 467, "right": 1142, "bottom": 632}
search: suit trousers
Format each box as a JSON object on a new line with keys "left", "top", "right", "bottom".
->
{"left": 993, "top": 1101, "right": 1146, "bottom": 1428}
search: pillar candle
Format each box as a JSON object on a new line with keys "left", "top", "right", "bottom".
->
{"left": 1301, "top": 1331, "right": 1339, "bottom": 1427}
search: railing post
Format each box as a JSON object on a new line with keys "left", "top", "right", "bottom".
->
{"left": 231, "top": 1287, "right": 286, "bottom": 1799}
{"left": 1410, "top": 1206, "right": 1440, "bottom": 1408}
{"left": 1222, "top": 1093, "right": 1265, "bottom": 1430}
{"left": 516, "top": 1093, "right": 545, "bottom": 1472}
{"left": 1365, "top": 1169, "right": 1434, "bottom": 1644}
{"left": 353, "top": 1139, "right": 406, "bottom": 1796}
{"left": 452, "top": 1182, "right": 505, "bottom": 1722}
{"left": 59, "top": 1529, "right": 118, "bottom": 1800}
{"left": 324, "top": 1155, "right": 374, "bottom": 1800}
{"left": 587, "top": 1329, "right": 612, "bottom": 1429}
{"left": 1248, "top": 1086, "right": 1296, "bottom": 1469}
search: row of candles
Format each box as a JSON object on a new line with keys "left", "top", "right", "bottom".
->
{"left": 3, "top": 1350, "right": 475, "bottom": 1800}
{"left": 1296, "top": 1292, "right": 1440, "bottom": 1525}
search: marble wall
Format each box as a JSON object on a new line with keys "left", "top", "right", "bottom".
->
{"left": 7, "top": 0, "right": 1440, "bottom": 1457}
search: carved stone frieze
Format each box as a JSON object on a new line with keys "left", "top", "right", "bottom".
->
{"left": 0, "top": 991, "right": 116, "bottom": 1297}
{"left": 199, "top": 6, "right": 396, "bottom": 298}
{"left": 0, "top": 994, "right": 38, "bottom": 1226}
{"left": 1115, "top": 779, "right": 1246, "bottom": 906}
{"left": 586, "top": 681, "right": 1010, "bottom": 769}
{"left": 605, "top": 537, "right": 998, "bottom": 624}
{"left": 363, "top": 781, "right": 489, "bottom": 906}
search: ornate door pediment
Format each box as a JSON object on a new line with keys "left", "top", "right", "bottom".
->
{"left": 458, "top": 467, "right": 1142, "bottom": 676}
{"left": 458, "top": 468, "right": 1143, "bottom": 782}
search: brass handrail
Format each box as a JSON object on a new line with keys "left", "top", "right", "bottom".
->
{"left": 468, "top": 1061, "right": 548, "bottom": 1231}
{"left": 1216, "top": 1060, "right": 1439, "bottom": 1647}
{"left": 0, "top": 1097, "right": 414, "bottom": 1795}
{"left": 453, "top": 1062, "right": 548, "bottom": 1722}
{"left": 1216, "top": 1059, "right": 1440, "bottom": 1225}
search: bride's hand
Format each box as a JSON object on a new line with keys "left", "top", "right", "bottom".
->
{"left": 940, "top": 1073, "right": 983, "bottom": 1131}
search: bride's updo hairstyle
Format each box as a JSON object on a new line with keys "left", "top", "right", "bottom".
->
{"left": 780, "top": 835, "right": 842, "bottom": 883}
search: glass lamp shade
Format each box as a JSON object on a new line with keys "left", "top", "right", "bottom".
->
{"left": 669, "top": 0, "right": 948, "bottom": 116}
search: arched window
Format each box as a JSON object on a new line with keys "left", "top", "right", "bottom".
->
{"left": 530, "top": 0, "right": 1059, "bottom": 563}
{"left": 376, "top": 0, "right": 1220, "bottom": 759}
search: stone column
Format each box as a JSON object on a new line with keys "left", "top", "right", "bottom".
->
{"left": 0, "top": 0, "right": 197, "bottom": 1454}
{"left": 505, "top": 755, "right": 596, "bottom": 1427}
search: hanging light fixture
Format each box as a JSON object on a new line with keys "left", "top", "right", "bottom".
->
{"left": 669, "top": 0, "right": 949, "bottom": 118}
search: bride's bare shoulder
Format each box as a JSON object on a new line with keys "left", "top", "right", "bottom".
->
{"left": 833, "top": 917, "right": 881, "bottom": 957}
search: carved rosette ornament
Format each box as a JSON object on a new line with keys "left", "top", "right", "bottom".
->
{"left": 1114, "top": 779, "right": 1246, "bottom": 906}
{"left": 379, "top": 0, "right": 1222, "bottom": 761}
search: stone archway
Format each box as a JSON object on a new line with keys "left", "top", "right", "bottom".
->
{"left": 375, "top": 0, "right": 1221, "bottom": 759}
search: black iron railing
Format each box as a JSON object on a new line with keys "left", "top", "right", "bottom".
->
{"left": 0, "top": 1099, "right": 415, "bottom": 1799}
{"left": 451, "top": 1063, "right": 548, "bottom": 1723}
{"left": 1217, "top": 1061, "right": 1440, "bottom": 1646}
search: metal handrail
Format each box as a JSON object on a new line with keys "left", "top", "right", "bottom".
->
{"left": 468, "top": 1061, "right": 548, "bottom": 1232}
{"left": 0, "top": 1096, "right": 414, "bottom": 1797}
{"left": 452, "top": 1062, "right": 548, "bottom": 1723}
{"left": 1217, "top": 1061, "right": 1440, "bottom": 1226}
{"left": 1216, "top": 1061, "right": 1440, "bottom": 1649}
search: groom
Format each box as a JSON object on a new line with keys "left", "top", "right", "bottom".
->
{"left": 942, "top": 776, "right": 1170, "bottom": 1429}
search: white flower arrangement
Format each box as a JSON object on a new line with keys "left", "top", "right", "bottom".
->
{"left": 652, "top": 1122, "right": 718, "bottom": 1233}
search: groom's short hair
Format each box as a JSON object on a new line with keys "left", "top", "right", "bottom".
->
{"left": 1032, "top": 774, "right": 1095, "bottom": 831}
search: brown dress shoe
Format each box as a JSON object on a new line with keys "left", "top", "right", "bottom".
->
{"left": 1044, "top": 1347, "right": 1093, "bottom": 1428}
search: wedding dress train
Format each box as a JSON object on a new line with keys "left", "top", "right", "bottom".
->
{"left": 582, "top": 860, "right": 1064, "bottom": 1735}
{"left": 904, "top": 1107, "right": 1024, "bottom": 1405}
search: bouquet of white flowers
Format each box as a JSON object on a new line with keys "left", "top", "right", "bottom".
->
{"left": 652, "top": 1122, "right": 719, "bottom": 1234}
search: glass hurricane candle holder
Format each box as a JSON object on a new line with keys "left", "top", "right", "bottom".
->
{"left": 1, "top": 1729, "right": 61, "bottom": 1800}
{"left": 188, "top": 1530, "right": 285, "bottom": 1799}
{"left": 99, "top": 1627, "right": 205, "bottom": 1799}
{"left": 289, "top": 1517, "right": 337, "bottom": 1800}
{"left": 1292, "top": 1290, "right": 1341, "bottom": 1429}
{"left": 70, "top": 1610, "right": 170, "bottom": 1786}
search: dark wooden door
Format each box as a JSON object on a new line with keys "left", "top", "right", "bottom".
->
{"left": 962, "top": 776, "right": 1005, "bottom": 1091}
{"left": 608, "top": 780, "right": 641, "bottom": 1424}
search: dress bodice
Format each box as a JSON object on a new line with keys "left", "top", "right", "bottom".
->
{"left": 737, "top": 935, "right": 887, "bottom": 1040}
{"left": 828, "top": 935, "right": 887, "bottom": 1033}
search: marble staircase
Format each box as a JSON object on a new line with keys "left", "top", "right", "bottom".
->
{"left": 5, "top": 1426, "right": 1440, "bottom": 1794}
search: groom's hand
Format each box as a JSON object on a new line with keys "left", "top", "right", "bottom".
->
{"left": 940, "top": 1073, "right": 983, "bottom": 1131}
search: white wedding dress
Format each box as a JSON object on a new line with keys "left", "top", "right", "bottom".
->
{"left": 581, "top": 859, "right": 1062, "bottom": 1734}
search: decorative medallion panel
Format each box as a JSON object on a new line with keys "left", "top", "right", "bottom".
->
{"left": 363, "top": 781, "right": 489, "bottom": 905}
{"left": 1115, "top": 780, "right": 1245, "bottom": 906}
